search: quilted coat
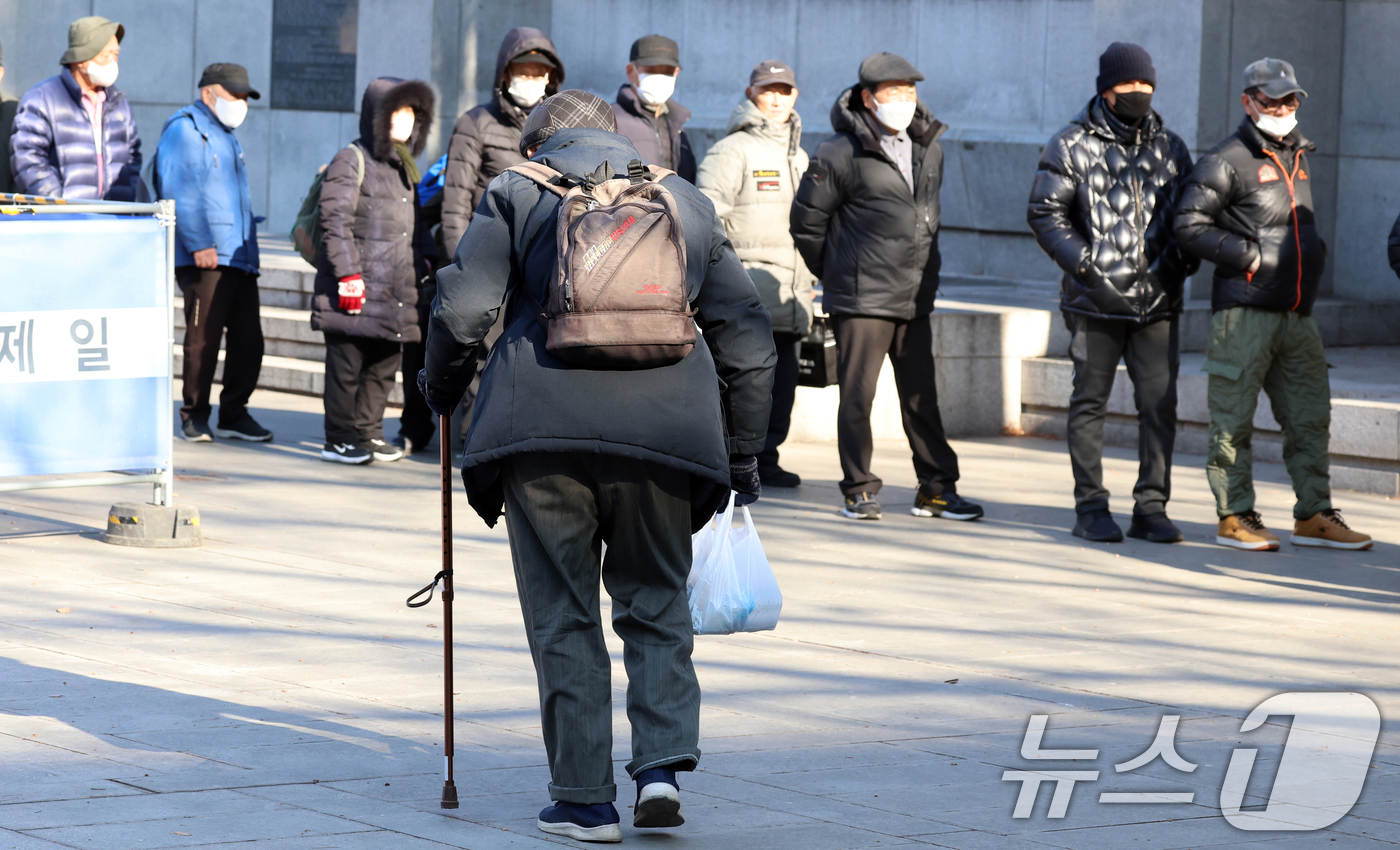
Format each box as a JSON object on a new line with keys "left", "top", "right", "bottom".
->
{"left": 9, "top": 68, "right": 144, "bottom": 200}
{"left": 1174, "top": 118, "right": 1327, "bottom": 315}
{"left": 1028, "top": 96, "right": 1197, "bottom": 322}
{"left": 310, "top": 77, "right": 436, "bottom": 342}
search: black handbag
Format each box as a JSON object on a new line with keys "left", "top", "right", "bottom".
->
{"left": 797, "top": 315, "right": 838, "bottom": 388}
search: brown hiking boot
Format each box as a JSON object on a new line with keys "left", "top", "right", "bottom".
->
{"left": 1217, "top": 512, "right": 1280, "bottom": 551}
{"left": 1292, "top": 510, "right": 1373, "bottom": 550}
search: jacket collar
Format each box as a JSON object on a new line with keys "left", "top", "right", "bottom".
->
{"left": 1077, "top": 95, "right": 1163, "bottom": 145}
{"left": 60, "top": 66, "right": 124, "bottom": 106}
{"left": 1238, "top": 116, "right": 1315, "bottom": 157}
{"left": 725, "top": 98, "right": 803, "bottom": 156}
{"left": 829, "top": 85, "right": 945, "bottom": 157}
{"left": 616, "top": 83, "right": 691, "bottom": 126}
{"left": 534, "top": 127, "right": 646, "bottom": 178}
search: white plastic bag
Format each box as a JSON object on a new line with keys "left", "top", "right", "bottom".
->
{"left": 687, "top": 494, "right": 783, "bottom": 635}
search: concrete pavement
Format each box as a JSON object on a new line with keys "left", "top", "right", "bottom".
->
{"left": 1, "top": 387, "right": 1397, "bottom": 849}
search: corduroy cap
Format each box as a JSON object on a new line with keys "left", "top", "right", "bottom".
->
{"left": 858, "top": 52, "right": 924, "bottom": 87}
{"left": 629, "top": 34, "right": 680, "bottom": 68}
{"left": 61, "top": 16, "right": 124, "bottom": 66}
{"left": 1243, "top": 57, "right": 1307, "bottom": 99}
{"left": 1097, "top": 42, "right": 1156, "bottom": 94}
{"left": 519, "top": 89, "right": 617, "bottom": 156}
{"left": 198, "top": 63, "right": 261, "bottom": 99}
{"left": 750, "top": 60, "right": 796, "bottom": 89}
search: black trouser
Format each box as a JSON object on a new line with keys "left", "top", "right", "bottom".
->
{"left": 833, "top": 314, "right": 959, "bottom": 497}
{"left": 502, "top": 452, "right": 701, "bottom": 804}
{"left": 322, "top": 333, "right": 401, "bottom": 446}
{"left": 757, "top": 331, "right": 802, "bottom": 471}
{"left": 1063, "top": 312, "right": 1179, "bottom": 517}
{"left": 177, "top": 265, "right": 263, "bottom": 425}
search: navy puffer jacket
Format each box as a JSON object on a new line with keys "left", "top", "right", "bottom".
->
{"left": 9, "top": 69, "right": 144, "bottom": 201}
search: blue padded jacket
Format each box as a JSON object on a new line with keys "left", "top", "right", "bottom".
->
{"left": 9, "top": 68, "right": 144, "bottom": 201}
{"left": 154, "top": 101, "right": 259, "bottom": 273}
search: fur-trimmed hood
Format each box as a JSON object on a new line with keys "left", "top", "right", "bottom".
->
{"left": 357, "top": 76, "right": 435, "bottom": 162}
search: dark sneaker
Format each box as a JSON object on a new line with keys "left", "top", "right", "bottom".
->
{"left": 842, "top": 492, "right": 882, "bottom": 520}
{"left": 1127, "top": 512, "right": 1183, "bottom": 543}
{"left": 321, "top": 442, "right": 372, "bottom": 465}
{"left": 391, "top": 434, "right": 430, "bottom": 455}
{"left": 759, "top": 465, "right": 801, "bottom": 488}
{"left": 634, "top": 767, "right": 683, "bottom": 828}
{"left": 911, "top": 490, "right": 984, "bottom": 521}
{"left": 366, "top": 438, "right": 404, "bottom": 462}
{"left": 214, "top": 412, "right": 273, "bottom": 442}
{"left": 180, "top": 417, "right": 213, "bottom": 442}
{"left": 1073, "top": 510, "right": 1124, "bottom": 542}
{"left": 537, "top": 802, "right": 622, "bottom": 843}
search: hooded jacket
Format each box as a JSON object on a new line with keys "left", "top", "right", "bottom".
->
{"left": 1174, "top": 118, "right": 1326, "bottom": 315}
{"left": 424, "top": 128, "right": 776, "bottom": 531}
{"left": 440, "top": 28, "right": 564, "bottom": 256}
{"left": 697, "top": 99, "right": 814, "bottom": 335}
{"left": 790, "top": 86, "right": 947, "bottom": 320}
{"left": 311, "top": 77, "right": 436, "bottom": 342}
{"left": 154, "top": 101, "right": 259, "bottom": 273}
{"left": 612, "top": 83, "right": 697, "bottom": 184}
{"left": 1028, "top": 96, "right": 1197, "bottom": 322}
{"left": 9, "top": 68, "right": 144, "bottom": 200}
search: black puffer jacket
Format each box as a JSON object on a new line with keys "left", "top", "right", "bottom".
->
{"left": 440, "top": 28, "right": 564, "bottom": 255}
{"left": 1028, "top": 97, "right": 1197, "bottom": 321}
{"left": 424, "top": 128, "right": 775, "bottom": 531}
{"left": 1388, "top": 211, "right": 1400, "bottom": 280}
{"left": 1175, "top": 118, "right": 1326, "bottom": 314}
{"left": 311, "top": 77, "right": 436, "bottom": 341}
{"left": 790, "top": 86, "right": 947, "bottom": 320}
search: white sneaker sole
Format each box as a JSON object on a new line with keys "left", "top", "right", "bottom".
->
{"left": 536, "top": 820, "right": 622, "bottom": 842}
{"left": 841, "top": 508, "right": 881, "bottom": 520}
{"left": 1216, "top": 535, "right": 1279, "bottom": 551}
{"left": 634, "top": 783, "right": 683, "bottom": 828}
{"left": 1291, "top": 534, "right": 1373, "bottom": 550}
{"left": 910, "top": 506, "right": 981, "bottom": 521}
{"left": 213, "top": 427, "right": 272, "bottom": 442}
{"left": 370, "top": 452, "right": 404, "bottom": 462}
{"left": 320, "top": 450, "right": 371, "bottom": 465}
{"left": 180, "top": 431, "right": 213, "bottom": 443}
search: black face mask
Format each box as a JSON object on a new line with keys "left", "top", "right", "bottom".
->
{"left": 1109, "top": 90, "right": 1153, "bottom": 123}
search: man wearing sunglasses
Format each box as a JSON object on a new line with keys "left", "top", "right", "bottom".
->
{"left": 1175, "top": 58, "right": 1372, "bottom": 552}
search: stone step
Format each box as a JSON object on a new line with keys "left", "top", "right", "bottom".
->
{"left": 1019, "top": 348, "right": 1400, "bottom": 497}
{"left": 175, "top": 348, "right": 405, "bottom": 406}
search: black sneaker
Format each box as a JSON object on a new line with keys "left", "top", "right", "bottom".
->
{"left": 391, "top": 434, "right": 430, "bottom": 455}
{"left": 214, "top": 412, "right": 273, "bottom": 442}
{"left": 321, "top": 442, "right": 372, "bottom": 464}
{"left": 1127, "top": 512, "right": 1183, "bottom": 543}
{"left": 759, "top": 465, "right": 801, "bottom": 488}
{"left": 537, "top": 802, "right": 621, "bottom": 843}
{"left": 366, "top": 438, "right": 404, "bottom": 462}
{"left": 911, "top": 490, "right": 984, "bottom": 521}
{"left": 842, "top": 492, "right": 882, "bottom": 520}
{"left": 1073, "top": 510, "right": 1124, "bottom": 542}
{"left": 180, "top": 417, "right": 213, "bottom": 442}
{"left": 634, "top": 767, "right": 683, "bottom": 828}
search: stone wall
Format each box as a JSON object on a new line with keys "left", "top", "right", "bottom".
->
{"left": 2, "top": 0, "right": 1395, "bottom": 303}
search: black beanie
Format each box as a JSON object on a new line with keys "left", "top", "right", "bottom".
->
{"left": 1097, "top": 42, "right": 1156, "bottom": 94}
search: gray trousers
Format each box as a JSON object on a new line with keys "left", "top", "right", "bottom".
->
{"left": 502, "top": 452, "right": 701, "bottom": 804}
{"left": 1064, "top": 312, "right": 1179, "bottom": 516}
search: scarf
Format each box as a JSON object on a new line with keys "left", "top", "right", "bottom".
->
{"left": 394, "top": 142, "right": 421, "bottom": 186}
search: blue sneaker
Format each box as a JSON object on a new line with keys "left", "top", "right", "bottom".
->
{"left": 634, "top": 767, "right": 683, "bottom": 828}
{"left": 537, "top": 801, "right": 621, "bottom": 843}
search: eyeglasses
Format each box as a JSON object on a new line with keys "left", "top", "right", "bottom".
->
{"left": 1251, "top": 92, "right": 1300, "bottom": 113}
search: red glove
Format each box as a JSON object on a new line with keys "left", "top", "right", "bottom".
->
{"left": 338, "top": 275, "right": 365, "bottom": 314}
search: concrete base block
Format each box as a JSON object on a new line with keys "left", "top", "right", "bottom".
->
{"left": 103, "top": 502, "right": 203, "bottom": 549}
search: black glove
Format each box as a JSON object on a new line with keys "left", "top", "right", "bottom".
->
{"left": 417, "top": 369, "right": 459, "bottom": 420}
{"left": 729, "top": 455, "right": 761, "bottom": 507}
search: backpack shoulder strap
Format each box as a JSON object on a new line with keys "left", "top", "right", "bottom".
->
{"left": 504, "top": 161, "right": 569, "bottom": 196}
{"left": 349, "top": 143, "right": 365, "bottom": 189}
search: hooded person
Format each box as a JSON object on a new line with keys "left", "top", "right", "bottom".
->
{"left": 310, "top": 76, "right": 436, "bottom": 465}
{"left": 9, "top": 15, "right": 145, "bottom": 200}
{"left": 420, "top": 89, "right": 775, "bottom": 841}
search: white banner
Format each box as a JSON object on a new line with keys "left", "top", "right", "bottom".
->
{"left": 0, "top": 308, "right": 169, "bottom": 384}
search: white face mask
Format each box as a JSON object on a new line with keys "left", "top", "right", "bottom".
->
{"left": 212, "top": 96, "right": 247, "bottom": 129}
{"left": 85, "top": 59, "right": 119, "bottom": 88}
{"left": 872, "top": 98, "right": 917, "bottom": 133}
{"left": 508, "top": 76, "right": 547, "bottom": 108}
{"left": 636, "top": 72, "right": 676, "bottom": 106}
{"left": 390, "top": 111, "right": 415, "bottom": 143}
{"left": 1253, "top": 110, "right": 1298, "bottom": 139}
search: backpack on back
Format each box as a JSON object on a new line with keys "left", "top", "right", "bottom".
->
{"left": 290, "top": 143, "right": 364, "bottom": 265}
{"left": 505, "top": 159, "right": 694, "bottom": 370}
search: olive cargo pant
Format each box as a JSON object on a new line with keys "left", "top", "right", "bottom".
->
{"left": 1203, "top": 307, "right": 1332, "bottom": 520}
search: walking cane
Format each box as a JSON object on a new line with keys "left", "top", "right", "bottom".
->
{"left": 406, "top": 413, "right": 459, "bottom": 809}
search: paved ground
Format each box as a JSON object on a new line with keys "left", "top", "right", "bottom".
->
{"left": 1, "top": 388, "right": 1397, "bottom": 849}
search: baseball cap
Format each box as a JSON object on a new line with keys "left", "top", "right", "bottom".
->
{"left": 1243, "top": 57, "right": 1307, "bottom": 99}
{"left": 198, "top": 63, "right": 261, "bottom": 99}
{"left": 630, "top": 34, "right": 680, "bottom": 68}
{"left": 750, "top": 60, "right": 796, "bottom": 89}
{"left": 511, "top": 49, "right": 557, "bottom": 69}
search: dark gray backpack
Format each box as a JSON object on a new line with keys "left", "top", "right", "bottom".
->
{"left": 506, "top": 159, "right": 695, "bottom": 370}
